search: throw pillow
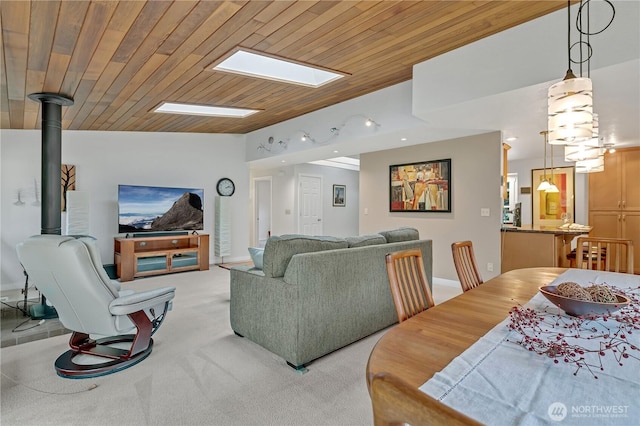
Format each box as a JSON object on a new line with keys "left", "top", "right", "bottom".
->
{"left": 248, "top": 247, "right": 264, "bottom": 270}
{"left": 345, "top": 234, "right": 387, "bottom": 248}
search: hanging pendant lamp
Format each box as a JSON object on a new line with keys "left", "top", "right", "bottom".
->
{"left": 564, "top": 113, "right": 601, "bottom": 161}
{"left": 546, "top": 143, "right": 560, "bottom": 193}
{"left": 576, "top": 155, "right": 605, "bottom": 173}
{"left": 548, "top": 1, "right": 593, "bottom": 145}
{"left": 537, "top": 131, "right": 551, "bottom": 191}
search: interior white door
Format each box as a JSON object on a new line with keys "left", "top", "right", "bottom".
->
{"left": 255, "top": 178, "right": 271, "bottom": 247}
{"left": 298, "top": 174, "right": 322, "bottom": 235}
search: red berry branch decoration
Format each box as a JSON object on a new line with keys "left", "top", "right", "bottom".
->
{"left": 507, "top": 284, "right": 640, "bottom": 379}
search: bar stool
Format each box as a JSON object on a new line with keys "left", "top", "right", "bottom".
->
{"left": 567, "top": 246, "right": 606, "bottom": 269}
{"left": 575, "top": 237, "right": 634, "bottom": 273}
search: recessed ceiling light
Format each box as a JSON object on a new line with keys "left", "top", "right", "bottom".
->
{"left": 211, "top": 49, "right": 346, "bottom": 88}
{"left": 401, "top": 137, "right": 407, "bottom": 141}
{"left": 154, "top": 102, "right": 259, "bottom": 118}
{"left": 333, "top": 150, "right": 339, "bottom": 153}
{"left": 505, "top": 137, "right": 518, "bottom": 142}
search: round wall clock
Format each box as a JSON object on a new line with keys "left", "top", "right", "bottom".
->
{"left": 216, "top": 178, "right": 235, "bottom": 196}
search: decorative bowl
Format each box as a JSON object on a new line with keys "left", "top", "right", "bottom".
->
{"left": 539, "top": 285, "right": 630, "bottom": 317}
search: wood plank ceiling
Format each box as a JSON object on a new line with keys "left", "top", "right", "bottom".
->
{"left": 1, "top": 1, "right": 567, "bottom": 134}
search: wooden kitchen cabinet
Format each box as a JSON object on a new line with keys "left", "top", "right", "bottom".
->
{"left": 589, "top": 148, "right": 640, "bottom": 211}
{"left": 589, "top": 147, "right": 640, "bottom": 273}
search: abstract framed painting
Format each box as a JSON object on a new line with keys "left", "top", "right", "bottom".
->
{"left": 389, "top": 159, "right": 451, "bottom": 212}
{"left": 532, "top": 166, "right": 575, "bottom": 228}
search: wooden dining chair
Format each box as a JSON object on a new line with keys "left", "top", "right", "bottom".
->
{"left": 371, "top": 372, "right": 482, "bottom": 426}
{"left": 385, "top": 249, "right": 435, "bottom": 323}
{"left": 576, "top": 237, "right": 634, "bottom": 273}
{"left": 451, "top": 241, "right": 483, "bottom": 292}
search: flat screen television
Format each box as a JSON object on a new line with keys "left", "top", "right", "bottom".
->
{"left": 118, "top": 184, "right": 204, "bottom": 233}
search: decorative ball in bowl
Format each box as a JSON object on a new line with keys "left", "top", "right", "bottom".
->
{"left": 539, "top": 282, "right": 630, "bottom": 317}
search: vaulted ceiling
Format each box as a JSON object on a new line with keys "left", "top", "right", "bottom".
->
{"left": 1, "top": 1, "right": 568, "bottom": 134}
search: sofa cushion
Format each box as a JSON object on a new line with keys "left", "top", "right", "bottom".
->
{"left": 345, "top": 234, "right": 387, "bottom": 248}
{"left": 262, "top": 234, "right": 348, "bottom": 278}
{"left": 378, "top": 227, "right": 419, "bottom": 243}
{"left": 248, "top": 247, "right": 264, "bottom": 269}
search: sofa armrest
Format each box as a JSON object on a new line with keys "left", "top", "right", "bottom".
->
{"left": 230, "top": 268, "right": 299, "bottom": 363}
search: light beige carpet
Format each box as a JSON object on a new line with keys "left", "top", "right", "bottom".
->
{"left": 0, "top": 266, "right": 460, "bottom": 426}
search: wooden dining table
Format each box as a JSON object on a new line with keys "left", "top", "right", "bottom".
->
{"left": 366, "top": 267, "right": 567, "bottom": 390}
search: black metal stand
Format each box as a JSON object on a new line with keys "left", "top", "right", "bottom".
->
{"left": 21, "top": 268, "right": 29, "bottom": 317}
{"left": 28, "top": 297, "right": 58, "bottom": 320}
{"left": 21, "top": 268, "right": 58, "bottom": 320}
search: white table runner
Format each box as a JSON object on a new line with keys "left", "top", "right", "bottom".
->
{"left": 420, "top": 269, "right": 640, "bottom": 425}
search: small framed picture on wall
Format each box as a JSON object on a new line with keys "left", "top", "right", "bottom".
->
{"left": 333, "top": 184, "right": 346, "bottom": 207}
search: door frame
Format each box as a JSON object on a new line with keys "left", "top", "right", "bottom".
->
{"left": 252, "top": 176, "right": 272, "bottom": 247}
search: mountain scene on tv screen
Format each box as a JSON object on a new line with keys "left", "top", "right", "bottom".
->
{"left": 119, "top": 186, "right": 203, "bottom": 233}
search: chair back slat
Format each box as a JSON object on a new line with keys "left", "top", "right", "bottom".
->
{"left": 401, "top": 257, "right": 424, "bottom": 317}
{"left": 385, "top": 249, "right": 434, "bottom": 323}
{"left": 576, "top": 237, "right": 634, "bottom": 273}
{"left": 451, "top": 241, "right": 483, "bottom": 292}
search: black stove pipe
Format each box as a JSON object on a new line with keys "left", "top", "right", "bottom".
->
{"left": 27, "top": 93, "right": 74, "bottom": 235}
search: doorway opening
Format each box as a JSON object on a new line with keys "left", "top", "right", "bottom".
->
{"left": 253, "top": 177, "right": 272, "bottom": 247}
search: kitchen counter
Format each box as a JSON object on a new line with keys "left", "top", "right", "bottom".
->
{"left": 501, "top": 224, "right": 591, "bottom": 234}
{"left": 500, "top": 224, "right": 591, "bottom": 273}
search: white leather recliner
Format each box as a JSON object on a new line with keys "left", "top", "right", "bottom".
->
{"left": 16, "top": 235, "right": 176, "bottom": 378}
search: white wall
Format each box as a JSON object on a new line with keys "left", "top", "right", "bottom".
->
{"left": 360, "top": 132, "right": 503, "bottom": 281}
{"left": 251, "top": 165, "right": 297, "bottom": 236}
{"left": 250, "top": 163, "right": 359, "bottom": 239}
{"left": 1, "top": 129, "right": 249, "bottom": 291}
{"left": 295, "top": 163, "right": 359, "bottom": 237}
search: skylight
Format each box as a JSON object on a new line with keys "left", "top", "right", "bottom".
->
{"left": 212, "top": 49, "right": 345, "bottom": 88}
{"left": 308, "top": 156, "right": 360, "bottom": 171}
{"left": 154, "top": 102, "right": 259, "bottom": 118}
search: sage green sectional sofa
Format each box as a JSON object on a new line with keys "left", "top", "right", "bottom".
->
{"left": 229, "top": 227, "right": 432, "bottom": 370}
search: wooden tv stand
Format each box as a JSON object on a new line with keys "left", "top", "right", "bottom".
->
{"left": 114, "top": 233, "right": 209, "bottom": 282}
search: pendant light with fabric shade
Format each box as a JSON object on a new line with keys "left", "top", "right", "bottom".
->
{"left": 548, "top": 1, "right": 593, "bottom": 145}
{"left": 564, "top": 113, "right": 602, "bottom": 161}
{"left": 576, "top": 155, "right": 605, "bottom": 173}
